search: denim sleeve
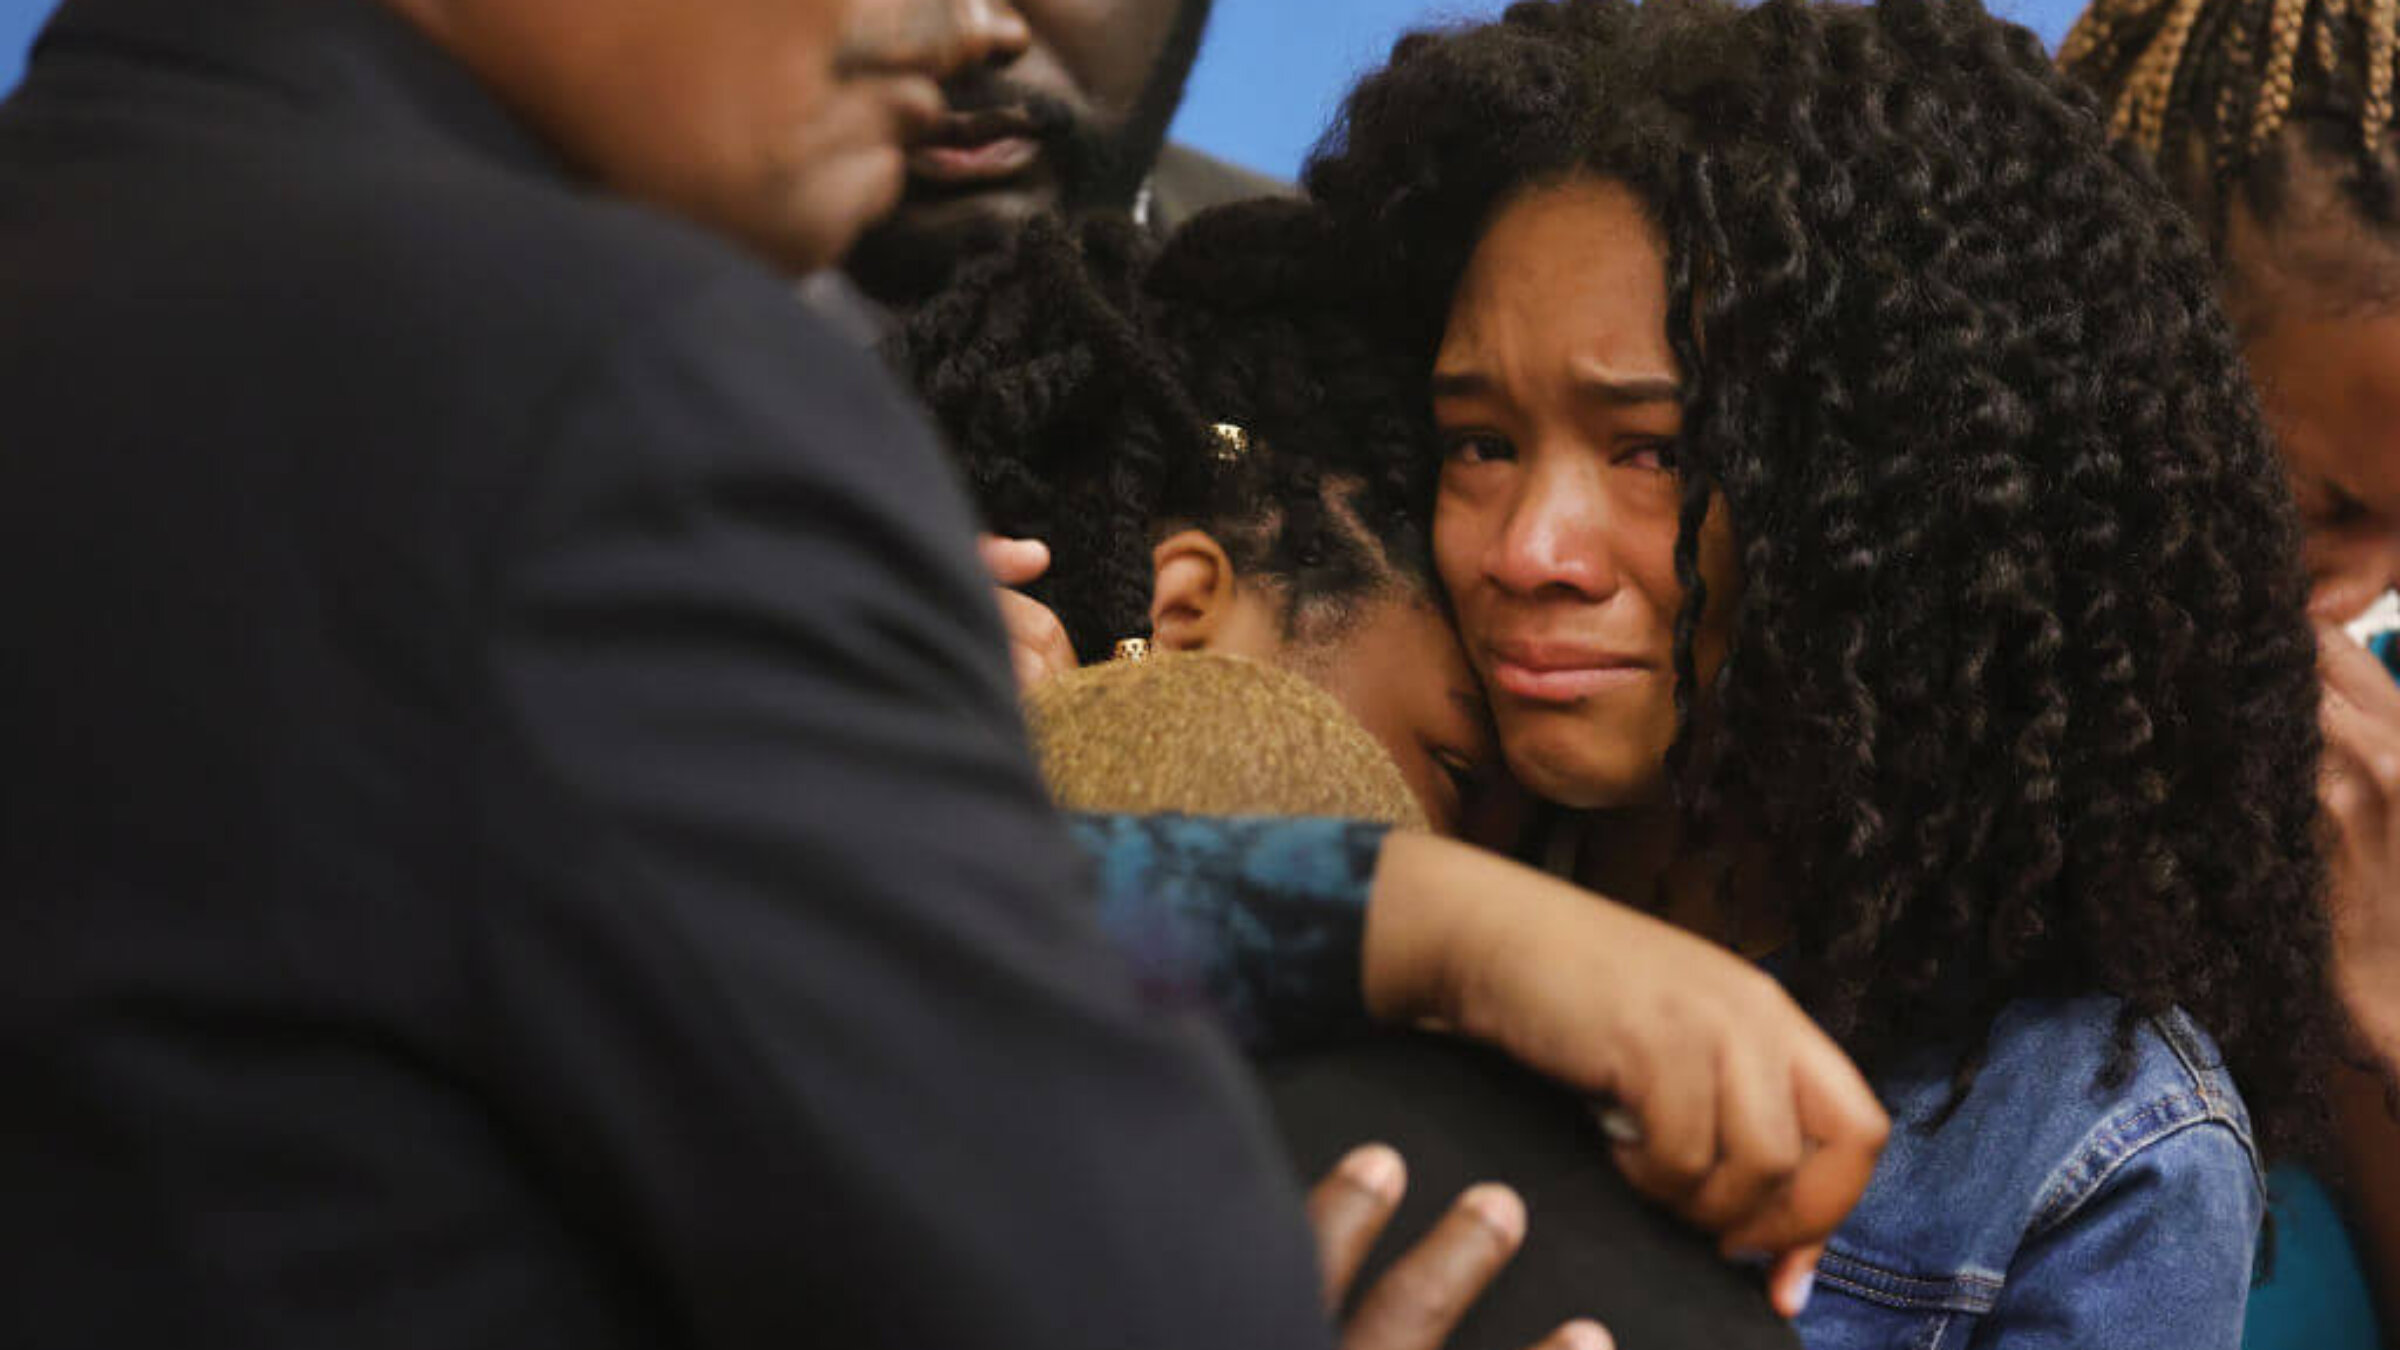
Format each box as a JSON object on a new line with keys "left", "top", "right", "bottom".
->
{"left": 1974, "top": 1120, "right": 2265, "bottom": 1350}
{"left": 1065, "top": 814, "right": 1387, "bottom": 1055}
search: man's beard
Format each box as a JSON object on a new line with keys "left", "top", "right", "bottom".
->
{"left": 845, "top": 1, "right": 1211, "bottom": 307}
{"left": 842, "top": 76, "right": 1154, "bottom": 306}
{"left": 949, "top": 69, "right": 1153, "bottom": 217}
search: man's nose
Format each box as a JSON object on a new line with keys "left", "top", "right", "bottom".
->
{"left": 946, "top": 0, "right": 1033, "bottom": 73}
{"left": 839, "top": 0, "right": 1030, "bottom": 82}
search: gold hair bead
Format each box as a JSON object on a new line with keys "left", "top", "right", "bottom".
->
{"left": 1209, "top": 421, "right": 1251, "bottom": 464}
{"left": 1112, "top": 637, "right": 1153, "bottom": 663}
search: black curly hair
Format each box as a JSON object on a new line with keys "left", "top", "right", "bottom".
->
{"left": 2063, "top": 0, "right": 2400, "bottom": 271}
{"left": 1308, "top": 0, "right": 2341, "bottom": 1153}
{"left": 890, "top": 199, "right": 1440, "bottom": 664}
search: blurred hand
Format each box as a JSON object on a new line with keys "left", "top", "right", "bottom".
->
{"left": 1362, "top": 833, "right": 1887, "bottom": 1317}
{"left": 1311, "top": 1144, "right": 1613, "bottom": 1350}
{"left": 2317, "top": 624, "right": 2400, "bottom": 1060}
{"left": 975, "top": 535, "right": 1077, "bottom": 693}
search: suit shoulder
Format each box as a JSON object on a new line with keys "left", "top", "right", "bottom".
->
{"left": 1148, "top": 142, "right": 1293, "bottom": 234}
{"left": 287, "top": 136, "right": 781, "bottom": 350}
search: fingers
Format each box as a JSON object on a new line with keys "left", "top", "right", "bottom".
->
{"left": 975, "top": 534, "right": 1051, "bottom": 588}
{"left": 2322, "top": 678, "right": 2400, "bottom": 865}
{"left": 2320, "top": 621, "right": 2400, "bottom": 712}
{"left": 1341, "top": 1184, "right": 1527, "bottom": 1350}
{"left": 1680, "top": 1046, "right": 1805, "bottom": 1237}
{"left": 1525, "top": 1320, "right": 1614, "bottom": 1350}
{"left": 994, "top": 588, "right": 1076, "bottom": 693}
{"left": 1008, "top": 643, "right": 1055, "bottom": 695}
{"left": 1309, "top": 1144, "right": 1408, "bottom": 1310}
{"left": 2307, "top": 568, "right": 2389, "bottom": 627}
{"left": 1719, "top": 1044, "right": 1887, "bottom": 1257}
{"left": 2323, "top": 688, "right": 2391, "bottom": 799}
{"left": 1613, "top": 1040, "right": 1720, "bottom": 1203}
{"left": 1768, "top": 1245, "right": 1823, "bottom": 1319}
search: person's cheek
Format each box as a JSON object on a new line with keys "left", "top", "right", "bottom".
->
{"left": 1433, "top": 496, "right": 1495, "bottom": 646}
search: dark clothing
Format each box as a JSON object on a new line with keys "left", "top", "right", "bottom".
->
{"left": 1266, "top": 1038, "right": 1801, "bottom": 1350}
{"left": 0, "top": 1, "right": 1332, "bottom": 1346}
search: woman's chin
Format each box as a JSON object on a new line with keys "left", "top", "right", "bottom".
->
{"left": 1501, "top": 731, "right": 1665, "bottom": 812}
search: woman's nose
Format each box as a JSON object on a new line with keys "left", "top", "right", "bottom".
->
{"left": 1484, "top": 462, "right": 1623, "bottom": 602}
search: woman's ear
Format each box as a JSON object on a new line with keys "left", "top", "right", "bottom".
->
{"left": 1151, "top": 529, "right": 1238, "bottom": 651}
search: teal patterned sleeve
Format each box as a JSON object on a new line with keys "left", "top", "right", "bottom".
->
{"left": 1065, "top": 814, "right": 1388, "bottom": 1054}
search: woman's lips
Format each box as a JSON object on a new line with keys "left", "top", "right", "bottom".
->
{"left": 1486, "top": 644, "right": 1652, "bottom": 704}
{"left": 907, "top": 134, "right": 1040, "bottom": 183}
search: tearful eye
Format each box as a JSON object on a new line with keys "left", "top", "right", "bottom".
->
{"left": 1441, "top": 430, "right": 1516, "bottom": 465}
{"left": 1620, "top": 438, "right": 1681, "bottom": 473}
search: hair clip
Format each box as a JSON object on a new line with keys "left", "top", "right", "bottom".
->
{"left": 1209, "top": 421, "right": 1251, "bottom": 464}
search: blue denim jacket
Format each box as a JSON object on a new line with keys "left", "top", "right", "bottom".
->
{"left": 1798, "top": 997, "right": 2266, "bottom": 1350}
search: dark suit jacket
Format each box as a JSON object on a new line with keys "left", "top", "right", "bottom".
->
{"left": 1266, "top": 1039, "right": 1800, "bottom": 1350}
{"left": 1147, "top": 142, "right": 1292, "bottom": 236}
{"left": 0, "top": 1, "right": 1330, "bottom": 1346}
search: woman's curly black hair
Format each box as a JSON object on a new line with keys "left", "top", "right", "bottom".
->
{"left": 890, "top": 199, "right": 1440, "bottom": 663}
{"left": 1308, "top": 0, "right": 2341, "bottom": 1153}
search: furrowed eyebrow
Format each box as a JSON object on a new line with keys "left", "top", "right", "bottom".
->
{"left": 1430, "top": 371, "right": 1494, "bottom": 400}
{"left": 1574, "top": 373, "right": 1681, "bottom": 404}
{"left": 1430, "top": 370, "right": 1682, "bottom": 404}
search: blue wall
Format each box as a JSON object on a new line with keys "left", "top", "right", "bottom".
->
{"left": 1, "top": 0, "right": 2090, "bottom": 178}
{"left": 0, "top": 0, "right": 47, "bottom": 95}
{"left": 1172, "top": 0, "right": 2088, "bottom": 178}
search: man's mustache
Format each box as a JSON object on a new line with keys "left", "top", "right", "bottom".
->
{"left": 934, "top": 72, "right": 1079, "bottom": 143}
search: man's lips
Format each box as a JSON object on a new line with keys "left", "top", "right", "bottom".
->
{"left": 908, "top": 108, "right": 1044, "bottom": 184}
{"left": 1486, "top": 640, "right": 1653, "bottom": 704}
{"left": 909, "top": 136, "right": 1040, "bottom": 182}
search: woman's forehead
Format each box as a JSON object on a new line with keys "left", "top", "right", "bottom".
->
{"left": 1438, "top": 181, "right": 1679, "bottom": 390}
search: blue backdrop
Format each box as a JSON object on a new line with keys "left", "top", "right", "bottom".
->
{"left": 0, "top": 0, "right": 45, "bottom": 94}
{"left": 1, "top": 0, "right": 2088, "bottom": 179}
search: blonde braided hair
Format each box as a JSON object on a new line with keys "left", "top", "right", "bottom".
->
{"left": 2063, "top": 0, "right": 2400, "bottom": 240}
